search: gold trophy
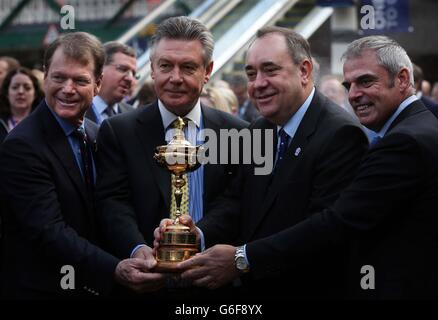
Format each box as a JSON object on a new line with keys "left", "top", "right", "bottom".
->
{"left": 153, "top": 117, "right": 203, "bottom": 272}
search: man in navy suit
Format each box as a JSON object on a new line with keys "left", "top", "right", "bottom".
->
{"left": 168, "top": 35, "right": 438, "bottom": 299}
{"left": 0, "top": 32, "right": 164, "bottom": 298}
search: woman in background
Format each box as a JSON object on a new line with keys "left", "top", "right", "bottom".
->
{"left": 0, "top": 67, "right": 44, "bottom": 143}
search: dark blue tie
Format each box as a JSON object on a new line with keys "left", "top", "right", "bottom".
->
{"left": 369, "top": 135, "right": 382, "bottom": 148}
{"left": 275, "top": 128, "right": 290, "bottom": 170}
{"left": 104, "top": 105, "right": 116, "bottom": 117}
{"left": 72, "top": 127, "right": 94, "bottom": 198}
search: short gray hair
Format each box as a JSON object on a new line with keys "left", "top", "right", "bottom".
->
{"left": 341, "top": 35, "right": 414, "bottom": 86}
{"left": 150, "top": 16, "right": 214, "bottom": 67}
{"left": 252, "top": 26, "right": 312, "bottom": 65}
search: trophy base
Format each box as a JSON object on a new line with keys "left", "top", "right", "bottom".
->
{"left": 155, "top": 246, "right": 198, "bottom": 273}
{"left": 155, "top": 225, "right": 198, "bottom": 273}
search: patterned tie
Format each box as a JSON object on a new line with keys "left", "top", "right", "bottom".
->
{"left": 72, "top": 127, "right": 94, "bottom": 198}
{"left": 169, "top": 118, "right": 190, "bottom": 220}
{"left": 274, "top": 128, "right": 290, "bottom": 171}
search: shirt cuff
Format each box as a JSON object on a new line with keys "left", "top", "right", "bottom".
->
{"left": 130, "top": 244, "right": 147, "bottom": 258}
{"left": 243, "top": 244, "right": 250, "bottom": 266}
{"left": 197, "top": 227, "right": 205, "bottom": 251}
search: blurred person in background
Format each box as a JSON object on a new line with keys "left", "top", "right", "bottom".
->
{"left": 228, "top": 72, "right": 260, "bottom": 122}
{"left": 422, "top": 79, "right": 431, "bottom": 97}
{"left": 319, "top": 74, "right": 350, "bottom": 112}
{"left": 431, "top": 82, "right": 438, "bottom": 102}
{"left": 0, "top": 67, "right": 44, "bottom": 143}
{"left": 413, "top": 63, "right": 438, "bottom": 118}
{"left": 31, "top": 68, "right": 45, "bottom": 93}
{"left": 86, "top": 42, "right": 137, "bottom": 125}
{"left": 137, "top": 80, "right": 157, "bottom": 108}
{"left": 200, "top": 85, "right": 235, "bottom": 114}
{"left": 0, "top": 56, "right": 20, "bottom": 88}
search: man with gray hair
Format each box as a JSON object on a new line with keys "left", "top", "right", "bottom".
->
{"left": 86, "top": 41, "right": 137, "bottom": 125}
{"left": 95, "top": 16, "right": 247, "bottom": 287}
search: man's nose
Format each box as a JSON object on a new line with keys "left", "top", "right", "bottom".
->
{"left": 62, "top": 79, "right": 76, "bottom": 93}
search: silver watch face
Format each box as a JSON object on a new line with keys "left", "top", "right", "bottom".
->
{"left": 236, "top": 257, "right": 247, "bottom": 270}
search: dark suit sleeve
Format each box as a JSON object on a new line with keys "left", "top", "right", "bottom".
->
{"left": 0, "top": 137, "right": 119, "bottom": 292}
{"left": 246, "top": 132, "right": 421, "bottom": 279}
{"left": 96, "top": 120, "right": 146, "bottom": 258}
{"left": 305, "top": 124, "right": 368, "bottom": 213}
{"left": 198, "top": 164, "right": 246, "bottom": 247}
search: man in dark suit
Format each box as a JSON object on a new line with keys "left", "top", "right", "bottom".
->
{"left": 173, "top": 35, "right": 438, "bottom": 299}
{"left": 96, "top": 16, "right": 247, "bottom": 267}
{"left": 155, "top": 26, "right": 368, "bottom": 299}
{"left": 86, "top": 42, "right": 136, "bottom": 125}
{"left": 0, "top": 32, "right": 164, "bottom": 299}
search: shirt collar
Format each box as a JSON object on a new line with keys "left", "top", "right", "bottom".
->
{"left": 45, "top": 99, "right": 84, "bottom": 136}
{"left": 277, "top": 87, "right": 315, "bottom": 138}
{"left": 158, "top": 99, "right": 202, "bottom": 130}
{"left": 374, "top": 95, "right": 418, "bottom": 137}
{"left": 93, "top": 95, "right": 118, "bottom": 114}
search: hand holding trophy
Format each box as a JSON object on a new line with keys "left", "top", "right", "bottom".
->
{"left": 153, "top": 117, "right": 203, "bottom": 272}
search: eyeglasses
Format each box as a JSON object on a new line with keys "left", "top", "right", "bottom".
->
{"left": 110, "top": 64, "right": 140, "bottom": 80}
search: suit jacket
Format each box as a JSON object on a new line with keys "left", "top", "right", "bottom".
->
{"left": 240, "top": 99, "right": 438, "bottom": 299}
{"left": 0, "top": 118, "right": 7, "bottom": 144}
{"left": 420, "top": 95, "right": 438, "bottom": 118}
{"left": 85, "top": 100, "right": 134, "bottom": 124}
{"left": 0, "top": 101, "right": 119, "bottom": 299}
{"left": 198, "top": 91, "right": 369, "bottom": 299}
{"left": 239, "top": 99, "right": 260, "bottom": 123}
{"left": 95, "top": 101, "right": 248, "bottom": 259}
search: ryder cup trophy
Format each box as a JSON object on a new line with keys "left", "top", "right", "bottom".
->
{"left": 153, "top": 117, "right": 203, "bottom": 272}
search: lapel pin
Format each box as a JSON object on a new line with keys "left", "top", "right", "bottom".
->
{"left": 294, "top": 147, "right": 301, "bottom": 156}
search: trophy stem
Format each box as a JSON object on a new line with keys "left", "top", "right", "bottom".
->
{"left": 173, "top": 173, "right": 186, "bottom": 221}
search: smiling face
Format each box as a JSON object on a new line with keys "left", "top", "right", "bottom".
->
{"left": 245, "top": 32, "right": 313, "bottom": 125}
{"left": 151, "top": 38, "right": 213, "bottom": 116}
{"left": 342, "top": 50, "right": 410, "bottom": 131}
{"left": 44, "top": 47, "right": 101, "bottom": 126}
{"left": 7, "top": 73, "right": 35, "bottom": 113}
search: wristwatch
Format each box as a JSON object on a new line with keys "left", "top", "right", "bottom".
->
{"left": 234, "top": 246, "right": 250, "bottom": 273}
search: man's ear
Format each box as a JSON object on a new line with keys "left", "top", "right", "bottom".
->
{"left": 94, "top": 74, "right": 103, "bottom": 96}
{"left": 43, "top": 65, "right": 48, "bottom": 80}
{"left": 300, "top": 59, "right": 313, "bottom": 85}
{"left": 204, "top": 61, "right": 214, "bottom": 84}
{"left": 397, "top": 67, "right": 411, "bottom": 91}
{"left": 150, "top": 61, "right": 156, "bottom": 80}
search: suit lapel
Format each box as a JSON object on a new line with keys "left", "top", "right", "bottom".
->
{"left": 247, "top": 93, "right": 323, "bottom": 239}
{"left": 85, "top": 104, "right": 98, "bottom": 123}
{"left": 39, "top": 102, "right": 90, "bottom": 205}
{"left": 119, "top": 101, "right": 133, "bottom": 114}
{"left": 135, "top": 103, "right": 171, "bottom": 208}
{"left": 387, "top": 99, "right": 427, "bottom": 133}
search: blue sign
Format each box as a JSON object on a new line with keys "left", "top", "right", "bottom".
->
{"left": 360, "top": 0, "right": 411, "bottom": 34}
{"left": 317, "top": 0, "right": 354, "bottom": 6}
